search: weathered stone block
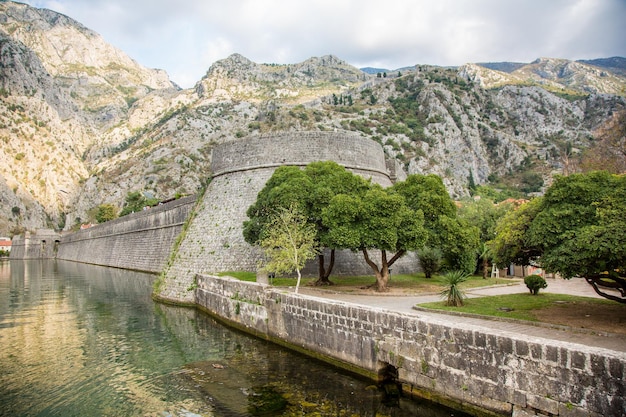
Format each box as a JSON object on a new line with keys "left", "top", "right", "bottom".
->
{"left": 526, "top": 393, "right": 559, "bottom": 415}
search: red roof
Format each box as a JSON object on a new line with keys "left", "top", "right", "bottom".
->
{"left": 0, "top": 240, "right": 11, "bottom": 247}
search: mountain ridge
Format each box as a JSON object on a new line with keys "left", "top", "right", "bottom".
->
{"left": 0, "top": 1, "right": 624, "bottom": 235}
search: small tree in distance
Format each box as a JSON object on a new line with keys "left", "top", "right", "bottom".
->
{"left": 417, "top": 246, "right": 442, "bottom": 279}
{"left": 95, "top": 204, "right": 118, "bottom": 223}
{"left": 260, "top": 205, "right": 318, "bottom": 294}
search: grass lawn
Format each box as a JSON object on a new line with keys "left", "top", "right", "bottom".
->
{"left": 419, "top": 293, "right": 618, "bottom": 322}
{"left": 217, "top": 271, "right": 516, "bottom": 292}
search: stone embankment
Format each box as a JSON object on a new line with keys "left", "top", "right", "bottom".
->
{"left": 195, "top": 273, "right": 625, "bottom": 417}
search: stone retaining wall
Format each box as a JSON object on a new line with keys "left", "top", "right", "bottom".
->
{"left": 195, "top": 274, "right": 626, "bottom": 417}
{"left": 55, "top": 196, "right": 196, "bottom": 273}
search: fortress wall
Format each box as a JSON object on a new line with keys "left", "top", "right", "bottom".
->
{"left": 157, "top": 132, "right": 419, "bottom": 304}
{"left": 210, "top": 131, "right": 391, "bottom": 182}
{"left": 55, "top": 196, "right": 196, "bottom": 273}
{"left": 10, "top": 229, "right": 61, "bottom": 259}
{"left": 196, "top": 274, "right": 626, "bottom": 417}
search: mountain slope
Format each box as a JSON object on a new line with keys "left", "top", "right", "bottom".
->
{"left": 474, "top": 58, "right": 626, "bottom": 96}
{"left": 0, "top": 1, "right": 625, "bottom": 235}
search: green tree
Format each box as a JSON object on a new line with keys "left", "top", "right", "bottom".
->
{"left": 322, "top": 186, "right": 426, "bottom": 291}
{"left": 457, "top": 197, "right": 513, "bottom": 277}
{"left": 244, "top": 162, "right": 370, "bottom": 285}
{"left": 417, "top": 246, "right": 442, "bottom": 279}
{"left": 491, "top": 171, "right": 626, "bottom": 303}
{"left": 393, "top": 174, "right": 479, "bottom": 274}
{"left": 95, "top": 204, "right": 118, "bottom": 223}
{"left": 260, "top": 205, "right": 318, "bottom": 294}
{"left": 489, "top": 197, "right": 543, "bottom": 269}
{"left": 120, "top": 191, "right": 158, "bottom": 216}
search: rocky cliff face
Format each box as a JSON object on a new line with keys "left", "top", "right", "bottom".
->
{"left": 0, "top": 1, "right": 624, "bottom": 235}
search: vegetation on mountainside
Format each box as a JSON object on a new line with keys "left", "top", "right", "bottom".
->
{"left": 119, "top": 191, "right": 158, "bottom": 216}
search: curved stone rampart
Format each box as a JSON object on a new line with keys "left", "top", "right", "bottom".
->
{"left": 157, "top": 132, "right": 418, "bottom": 304}
{"left": 211, "top": 132, "right": 392, "bottom": 184}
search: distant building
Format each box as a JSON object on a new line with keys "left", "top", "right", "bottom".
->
{"left": 0, "top": 237, "right": 11, "bottom": 253}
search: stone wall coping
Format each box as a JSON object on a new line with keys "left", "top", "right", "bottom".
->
{"left": 211, "top": 161, "right": 390, "bottom": 179}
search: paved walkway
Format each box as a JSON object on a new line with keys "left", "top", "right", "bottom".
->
{"left": 299, "top": 277, "right": 626, "bottom": 354}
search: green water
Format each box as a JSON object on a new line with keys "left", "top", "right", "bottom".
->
{"left": 0, "top": 259, "right": 467, "bottom": 416}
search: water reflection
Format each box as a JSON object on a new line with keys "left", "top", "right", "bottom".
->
{"left": 0, "top": 260, "right": 466, "bottom": 416}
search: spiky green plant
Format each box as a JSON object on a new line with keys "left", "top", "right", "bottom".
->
{"left": 440, "top": 270, "right": 469, "bottom": 306}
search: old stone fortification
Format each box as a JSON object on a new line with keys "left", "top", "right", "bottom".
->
{"left": 54, "top": 196, "right": 196, "bottom": 273}
{"left": 196, "top": 273, "right": 625, "bottom": 417}
{"left": 157, "top": 132, "right": 417, "bottom": 304}
{"left": 10, "top": 229, "right": 61, "bottom": 259}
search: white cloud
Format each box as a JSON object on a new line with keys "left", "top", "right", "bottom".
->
{"left": 20, "top": 0, "right": 626, "bottom": 87}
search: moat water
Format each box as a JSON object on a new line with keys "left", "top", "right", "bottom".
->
{"left": 0, "top": 259, "right": 468, "bottom": 417}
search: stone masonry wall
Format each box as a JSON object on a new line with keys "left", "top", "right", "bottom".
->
{"left": 195, "top": 274, "right": 626, "bottom": 417}
{"left": 157, "top": 132, "right": 419, "bottom": 305}
{"left": 56, "top": 196, "right": 196, "bottom": 273}
{"left": 10, "top": 229, "right": 61, "bottom": 259}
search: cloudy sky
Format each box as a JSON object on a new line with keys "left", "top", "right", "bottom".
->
{"left": 21, "top": 0, "right": 626, "bottom": 88}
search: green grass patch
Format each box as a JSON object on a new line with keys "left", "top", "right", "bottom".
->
{"left": 218, "top": 271, "right": 517, "bottom": 292}
{"left": 217, "top": 271, "right": 257, "bottom": 282}
{"left": 418, "top": 293, "right": 615, "bottom": 322}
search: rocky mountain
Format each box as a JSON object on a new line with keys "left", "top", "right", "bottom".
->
{"left": 0, "top": 1, "right": 625, "bottom": 235}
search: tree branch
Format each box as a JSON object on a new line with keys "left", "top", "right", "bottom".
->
{"left": 361, "top": 247, "right": 380, "bottom": 275}
{"left": 584, "top": 273, "right": 626, "bottom": 304}
{"left": 387, "top": 249, "right": 406, "bottom": 267}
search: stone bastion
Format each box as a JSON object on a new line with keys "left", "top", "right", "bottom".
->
{"left": 157, "top": 131, "right": 417, "bottom": 304}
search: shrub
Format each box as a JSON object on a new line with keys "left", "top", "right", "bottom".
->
{"left": 524, "top": 274, "right": 547, "bottom": 295}
{"left": 440, "top": 270, "right": 469, "bottom": 306}
{"left": 417, "top": 246, "right": 442, "bottom": 279}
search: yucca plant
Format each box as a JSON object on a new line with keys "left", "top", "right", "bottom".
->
{"left": 440, "top": 270, "right": 469, "bottom": 307}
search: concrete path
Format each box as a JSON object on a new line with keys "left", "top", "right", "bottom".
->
{"left": 299, "top": 277, "right": 626, "bottom": 353}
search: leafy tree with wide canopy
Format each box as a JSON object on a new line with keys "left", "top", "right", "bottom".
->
{"left": 243, "top": 161, "right": 370, "bottom": 285}
{"left": 393, "top": 174, "right": 480, "bottom": 274}
{"left": 490, "top": 171, "right": 626, "bottom": 303}
{"left": 322, "top": 185, "right": 426, "bottom": 291}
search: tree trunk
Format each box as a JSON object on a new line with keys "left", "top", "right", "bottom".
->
{"left": 482, "top": 257, "right": 489, "bottom": 279}
{"left": 314, "top": 250, "right": 335, "bottom": 286}
{"left": 295, "top": 268, "right": 302, "bottom": 294}
{"left": 362, "top": 248, "right": 390, "bottom": 292}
